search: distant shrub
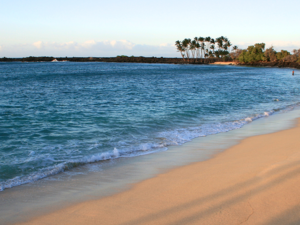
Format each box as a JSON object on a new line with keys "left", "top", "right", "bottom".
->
{"left": 117, "top": 55, "right": 128, "bottom": 58}
{"left": 282, "top": 55, "right": 298, "bottom": 62}
{"left": 264, "top": 46, "right": 277, "bottom": 62}
{"left": 291, "top": 49, "right": 300, "bottom": 64}
{"left": 234, "top": 44, "right": 300, "bottom": 66}
{"left": 238, "top": 43, "right": 266, "bottom": 63}
{"left": 230, "top": 49, "right": 242, "bottom": 60}
{"left": 276, "top": 50, "right": 290, "bottom": 60}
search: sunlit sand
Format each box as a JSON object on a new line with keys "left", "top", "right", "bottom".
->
{"left": 15, "top": 119, "right": 300, "bottom": 225}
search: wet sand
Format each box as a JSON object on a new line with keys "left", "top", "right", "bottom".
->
{"left": 14, "top": 118, "right": 300, "bottom": 225}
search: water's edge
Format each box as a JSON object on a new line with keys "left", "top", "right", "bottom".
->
{"left": 1, "top": 108, "right": 300, "bottom": 225}
{"left": 2, "top": 63, "right": 299, "bottom": 192}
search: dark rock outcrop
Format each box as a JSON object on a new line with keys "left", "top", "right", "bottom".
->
{"left": 1, "top": 57, "right": 299, "bottom": 69}
{"left": 237, "top": 61, "right": 300, "bottom": 69}
{"left": 0, "top": 57, "right": 224, "bottom": 64}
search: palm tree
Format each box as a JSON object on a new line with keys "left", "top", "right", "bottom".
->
{"left": 231, "top": 46, "right": 239, "bottom": 60}
{"left": 175, "top": 36, "right": 234, "bottom": 61}
{"left": 210, "top": 45, "right": 215, "bottom": 55}
{"left": 223, "top": 44, "right": 228, "bottom": 52}
{"left": 227, "top": 40, "right": 232, "bottom": 53}
{"left": 223, "top": 44, "right": 229, "bottom": 59}
{"left": 196, "top": 42, "right": 201, "bottom": 60}
{"left": 182, "top": 38, "right": 191, "bottom": 61}
{"left": 217, "top": 38, "right": 223, "bottom": 51}
{"left": 194, "top": 37, "right": 200, "bottom": 59}
{"left": 219, "top": 50, "right": 225, "bottom": 58}
{"left": 175, "top": 40, "right": 185, "bottom": 60}
{"left": 187, "top": 38, "right": 192, "bottom": 58}
{"left": 198, "top": 37, "right": 205, "bottom": 58}
{"left": 205, "top": 37, "right": 211, "bottom": 55}
{"left": 190, "top": 40, "right": 197, "bottom": 58}
{"left": 201, "top": 42, "right": 205, "bottom": 58}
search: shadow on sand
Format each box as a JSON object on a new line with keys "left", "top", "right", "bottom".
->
{"left": 120, "top": 160, "right": 300, "bottom": 225}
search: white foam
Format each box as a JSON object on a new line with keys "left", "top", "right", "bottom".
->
{"left": 0, "top": 109, "right": 281, "bottom": 192}
{"left": 113, "top": 148, "right": 120, "bottom": 157}
{"left": 0, "top": 163, "right": 66, "bottom": 191}
{"left": 245, "top": 117, "right": 252, "bottom": 122}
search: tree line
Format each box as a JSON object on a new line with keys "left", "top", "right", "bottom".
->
{"left": 175, "top": 36, "right": 237, "bottom": 61}
{"left": 175, "top": 37, "right": 300, "bottom": 67}
{"left": 234, "top": 43, "right": 300, "bottom": 64}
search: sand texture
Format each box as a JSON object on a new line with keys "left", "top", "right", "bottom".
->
{"left": 15, "top": 120, "right": 300, "bottom": 225}
{"left": 209, "top": 61, "right": 237, "bottom": 65}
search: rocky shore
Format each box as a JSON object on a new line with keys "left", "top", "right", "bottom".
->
{"left": 237, "top": 61, "right": 300, "bottom": 69}
{"left": 0, "top": 56, "right": 222, "bottom": 64}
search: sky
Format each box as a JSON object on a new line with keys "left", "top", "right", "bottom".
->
{"left": 1, "top": 0, "right": 299, "bottom": 57}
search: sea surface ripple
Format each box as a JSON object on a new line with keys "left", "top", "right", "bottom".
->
{"left": 0, "top": 62, "right": 299, "bottom": 190}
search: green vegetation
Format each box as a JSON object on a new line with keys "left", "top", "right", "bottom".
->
{"left": 116, "top": 55, "right": 128, "bottom": 58}
{"left": 175, "top": 36, "right": 234, "bottom": 61}
{"left": 276, "top": 50, "right": 290, "bottom": 60}
{"left": 238, "top": 43, "right": 266, "bottom": 63}
{"left": 235, "top": 43, "right": 300, "bottom": 65}
{"left": 175, "top": 37, "right": 300, "bottom": 68}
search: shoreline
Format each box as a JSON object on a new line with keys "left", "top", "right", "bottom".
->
{"left": 1, "top": 108, "right": 300, "bottom": 225}
{"left": 209, "top": 61, "right": 237, "bottom": 65}
{"left": 13, "top": 115, "right": 300, "bottom": 225}
{"left": 1, "top": 57, "right": 299, "bottom": 69}
{"left": 0, "top": 57, "right": 217, "bottom": 64}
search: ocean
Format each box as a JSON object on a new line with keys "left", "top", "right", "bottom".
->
{"left": 0, "top": 61, "right": 299, "bottom": 191}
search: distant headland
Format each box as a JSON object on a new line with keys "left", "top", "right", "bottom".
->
{"left": 175, "top": 36, "right": 300, "bottom": 69}
{"left": 1, "top": 56, "right": 299, "bottom": 69}
{"left": 1, "top": 36, "right": 300, "bottom": 69}
{"left": 0, "top": 56, "right": 220, "bottom": 64}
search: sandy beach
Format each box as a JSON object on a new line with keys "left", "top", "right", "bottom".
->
{"left": 209, "top": 61, "right": 237, "bottom": 65}
{"left": 13, "top": 118, "right": 300, "bottom": 225}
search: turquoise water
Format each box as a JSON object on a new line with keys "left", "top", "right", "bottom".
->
{"left": 0, "top": 62, "right": 299, "bottom": 191}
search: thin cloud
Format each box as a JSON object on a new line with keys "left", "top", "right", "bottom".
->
{"left": 80, "top": 40, "right": 96, "bottom": 48}
{"left": 265, "top": 41, "right": 300, "bottom": 51}
{"left": 0, "top": 40, "right": 177, "bottom": 57}
{"left": 32, "top": 41, "right": 43, "bottom": 49}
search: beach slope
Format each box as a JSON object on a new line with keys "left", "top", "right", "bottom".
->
{"left": 16, "top": 119, "right": 300, "bottom": 225}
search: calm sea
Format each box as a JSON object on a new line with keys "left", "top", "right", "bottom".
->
{"left": 0, "top": 62, "right": 299, "bottom": 191}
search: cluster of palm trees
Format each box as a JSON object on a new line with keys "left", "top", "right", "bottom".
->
{"left": 175, "top": 36, "right": 237, "bottom": 61}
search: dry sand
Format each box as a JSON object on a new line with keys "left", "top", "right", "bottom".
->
{"left": 210, "top": 61, "right": 237, "bottom": 65}
{"left": 15, "top": 119, "right": 300, "bottom": 225}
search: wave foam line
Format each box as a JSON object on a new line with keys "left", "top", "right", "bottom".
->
{"left": 0, "top": 107, "right": 294, "bottom": 192}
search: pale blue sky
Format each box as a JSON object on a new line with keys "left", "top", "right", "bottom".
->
{"left": 1, "top": 0, "right": 299, "bottom": 57}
